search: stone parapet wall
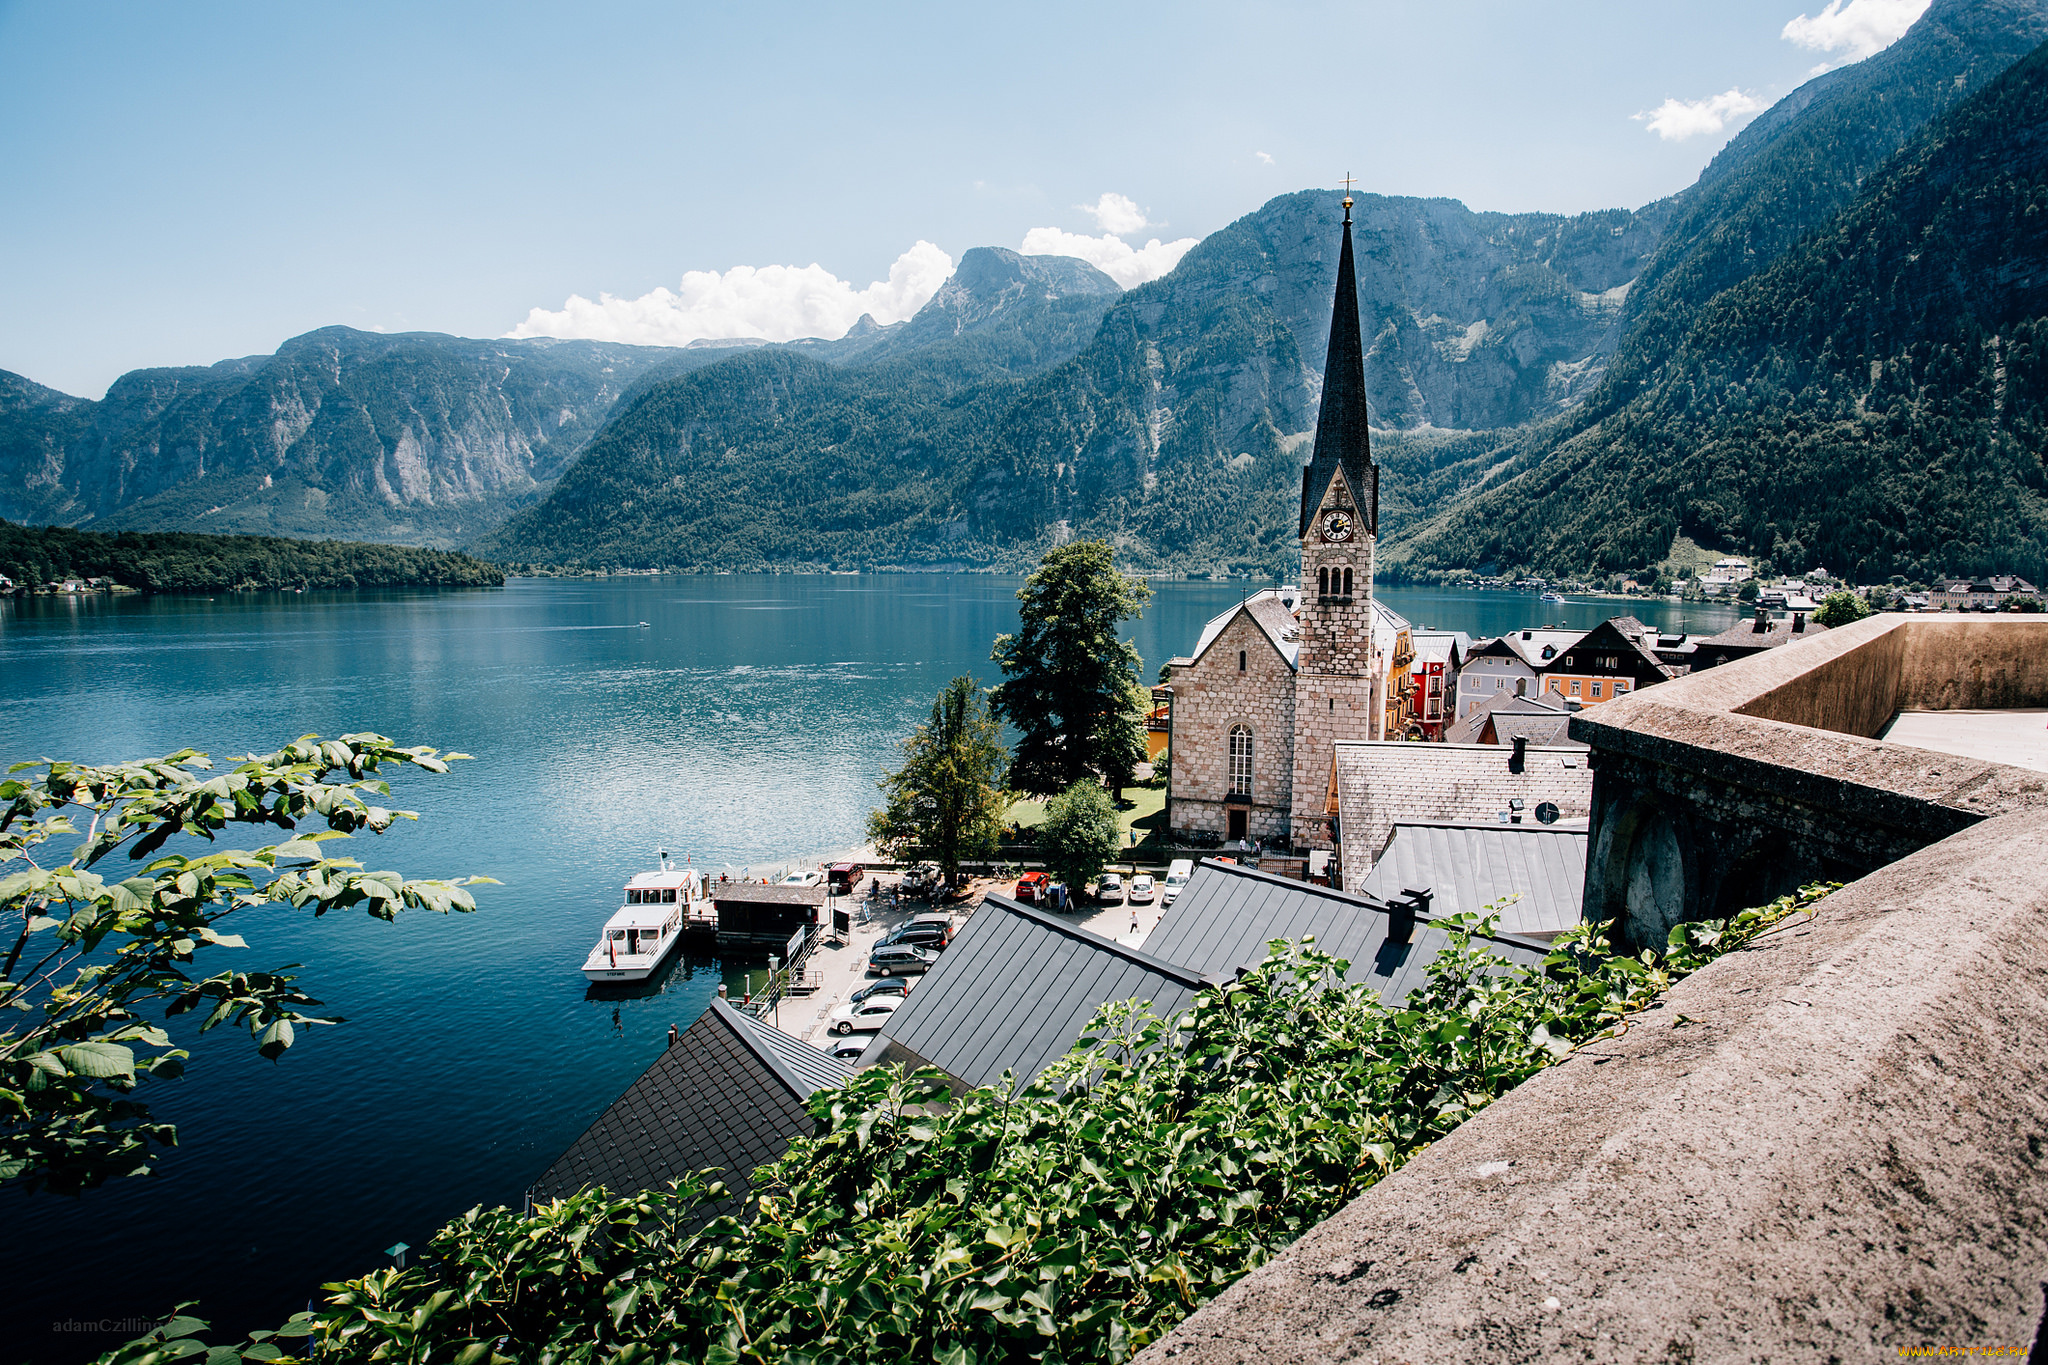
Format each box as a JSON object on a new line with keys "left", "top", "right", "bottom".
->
{"left": 1139, "top": 807, "right": 2048, "bottom": 1364}
{"left": 1573, "top": 614, "right": 2048, "bottom": 947}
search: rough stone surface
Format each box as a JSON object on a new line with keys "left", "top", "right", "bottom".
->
{"left": 1573, "top": 614, "right": 2048, "bottom": 946}
{"left": 1167, "top": 598, "right": 1300, "bottom": 843}
{"left": 1138, "top": 808, "right": 2048, "bottom": 1364}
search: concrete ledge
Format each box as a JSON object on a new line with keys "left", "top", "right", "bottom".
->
{"left": 1138, "top": 809, "right": 2048, "bottom": 1364}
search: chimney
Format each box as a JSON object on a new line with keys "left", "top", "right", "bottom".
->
{"left": 1752, "top": 604, "right": 1770, "bottom": 633}
{"left": 1792, "top": 613, "right": 1806, "bottom": 633}
{"left": 1389, "top": 888, "right": 1431, "bottom": 945}
{"left": 1510, "top": 736, "right": 1527, "bottom": 772}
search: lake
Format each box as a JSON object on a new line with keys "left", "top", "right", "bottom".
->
{"left": 0, "top": 574, "right": 1743, "bottom": 1360}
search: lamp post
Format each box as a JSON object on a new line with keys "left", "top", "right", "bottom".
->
{"left": 769, "top": 954, "right": 781, "bottom": 1028}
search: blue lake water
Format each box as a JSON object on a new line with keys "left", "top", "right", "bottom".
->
{"left": 0, "top": 575, "right": 1743, "bottom": 1359}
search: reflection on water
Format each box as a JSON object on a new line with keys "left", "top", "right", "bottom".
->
{"left": 0, "top": 574, "right": 1739, "bottom": 1360}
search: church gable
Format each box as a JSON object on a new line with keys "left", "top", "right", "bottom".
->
{"left": 1167, "top": 607, "right": 1298, "bottom": 844}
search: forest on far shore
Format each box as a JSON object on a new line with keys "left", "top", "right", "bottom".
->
{"left": 0, "top": 521, "right": 504, "bottom": 594}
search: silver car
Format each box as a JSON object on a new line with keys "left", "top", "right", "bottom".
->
{"left": 1096, "top": 872, "right": 1126, "bottom": 904}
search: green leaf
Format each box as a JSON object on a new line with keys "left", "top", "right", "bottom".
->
{"left": 58, "top": 1040, "right": 136, "bottom": 1080}
{"left": 257, "top": 1019, "right": 296, "bottom": 1060}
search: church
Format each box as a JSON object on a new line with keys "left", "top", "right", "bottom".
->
{"left": 1161, "top": 191, "right": 1397, "bottom": 851}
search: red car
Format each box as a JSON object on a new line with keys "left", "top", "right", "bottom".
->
{"left": 1014, "top": 871, "right": 1050, "bottom": 904}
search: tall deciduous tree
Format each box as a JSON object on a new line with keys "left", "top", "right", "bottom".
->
{"left": 1037, "top": 781, "right": 1123, "bottom": 898}
{"left": 1813, "top": 588, "right": 1873, "bottom": 627}
{"left": 867, "top": 677, "right": 1010, "bottom": 888}
{"left": 0, "top": 735, "right": 488, "bottom": 1195}
{"left": 990, "top": 541, "right": 1153, "bottom": 798}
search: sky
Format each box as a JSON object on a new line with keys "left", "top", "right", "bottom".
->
{"left": 0, "top": 0, "right": 1930, "bottom": 398}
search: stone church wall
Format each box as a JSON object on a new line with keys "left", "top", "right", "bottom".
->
{"left": 1167, "top": 612, "right": 1297, "bottom": 843}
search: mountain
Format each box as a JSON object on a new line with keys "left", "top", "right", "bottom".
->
{"left": 1395, "top": 28, "right": 2048, "bottom": 584}
{"left": 480, "top": 190, "right": 1679, "bottom": 571}
{"left": 1596, "top": 0, "right": 2048, "bottom": 410}
{"left": 0, "top": 330, "right": 689, "bottom": 548}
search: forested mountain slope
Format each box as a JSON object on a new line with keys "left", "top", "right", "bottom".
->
{"left": 1396, "top": 35, "right": 2048, "bottom": 583}
{"left": 0, "top": 331, "right": 687, "bottom": 548}
{"left": 1596, "top": 0, "right": 2048, "bottom": 412}
{"left": 482, "top": 190, "right": 1678, "bottom": 571}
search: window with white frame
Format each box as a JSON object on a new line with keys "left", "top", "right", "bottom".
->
{"left": 1229, "top": 725, "right": 1252, "bottom": 796}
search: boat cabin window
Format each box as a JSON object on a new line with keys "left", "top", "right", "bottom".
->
{"left": 609, "top": 929, "right": 626, "bottom": 940}
{"left": 664, "top": 889, "right": 677, "bottom": 903}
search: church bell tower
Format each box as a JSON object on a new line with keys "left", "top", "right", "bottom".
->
{"left": 1290, "top": 187, "right": 1380, "bottom": 851}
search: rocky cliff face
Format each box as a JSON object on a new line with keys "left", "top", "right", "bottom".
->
{"left": 0, "top": 329, "right": 686, "bottom": 547}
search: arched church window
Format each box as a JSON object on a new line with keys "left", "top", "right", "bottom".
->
{"left": 1318, "top": 567, "right": 1328, "bottom": 597}
{"left": 1342, "top": 567, "right": 1353, "bottom": 597}
{"left": 1238, "top": 649, "right": 1247, "bottom": 672}
{"left": 1229, "top": 726, "right": 1252, "bottom": 795}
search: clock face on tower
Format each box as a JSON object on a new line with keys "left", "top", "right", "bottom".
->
{"left": 1321, "top": 510, "right": 1354, "bottom": 543}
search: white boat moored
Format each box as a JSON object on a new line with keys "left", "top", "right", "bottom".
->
{"left": 582, "top": 854, "right": 707, "bottom": 983}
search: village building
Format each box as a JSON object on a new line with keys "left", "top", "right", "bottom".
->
{"left": 1162, "top": 194, "right": 1387, "bottom": 849}
{"left": 528, "top": 999, "right": 851, "bottom": 1226}
{"left": 1929, "top": 574, "right": 2038, "bottom": 609}
{"left": 1689, "top": 606, "right": 1828, "bottom": 669}
{"left": 1535, "top": 617, "right": 1673, "bottom": 707}
{"left": 1406, "top": 628, "right": 1470, "bottom": 740}
{"left": 1323, "top": 739, "right": 1595, "bottom": 889}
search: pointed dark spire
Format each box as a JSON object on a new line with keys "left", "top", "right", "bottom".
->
{"left": 1299, "top": 192, "right": 1376, "bottom": 539}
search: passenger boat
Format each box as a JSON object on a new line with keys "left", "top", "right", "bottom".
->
{"left": 1539, "top": 591, "right": 1565, "bottom": 603}
{"left": 582, "top": 853, "right": 707, "bottom": 983}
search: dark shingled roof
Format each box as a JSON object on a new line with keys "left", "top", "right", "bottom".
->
{"left": 1357, "top": 821, "right": 1588, "bottom": 941}
{"left": 711, "top": 883, "right": 827, "bottom": 907}
{"left": 1143, "top": 860, "right": 1552, "bottom": 1003}
{"left": 528, "top": 999, "right": 852, "bottom": 1221}
{"left": 1299, "top": 202, "right": 1377, "bottom": 538}
{"left": 859, "top": 895, "right": 1209, "bottom": 1092}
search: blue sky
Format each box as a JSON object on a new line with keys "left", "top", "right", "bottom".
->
{"left": 0, "top": 0, "right": 1928, "bottom": 397}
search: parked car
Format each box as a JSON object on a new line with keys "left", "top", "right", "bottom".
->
{"left": 850, "top": 977, "right": 911, "bottom": 1004}
{"left": 1128, "top": 873, "right": 1157, "bottom": 904}
{"left": 827, "top": 862, "right": 866, "bottom": 894}
{"left": 828, "top": 994, "right": 903, "bottom": 1035}
{"left": 1096, "top": 872, "right": 1125, "bottom": 904}
{"left": 878, "top": 919, "right": 951, "bottom": 951}
{"left": 780, "top": 869, "right": 823, "bottom": 888}
{"left": 1162, "top": 858, "right": 1194, "bottom": 907}
{"left": 1014, "top": 870, "right": 1050, "bottom": 904}
{"left": 907, "top": 911, "right": 956, "bottom": 945}
{"left": 822, "top": 1034, "right": 870, "bottom": 1061}
{"left": 898, "top": 863, "right": 941, "bottom": 896}
{"left": 868, "top": 943, "right": 940, "bottom": 976}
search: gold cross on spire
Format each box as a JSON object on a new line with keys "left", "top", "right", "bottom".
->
{"left": 1340, "top": 172, "right": 1356, "bottom": 223}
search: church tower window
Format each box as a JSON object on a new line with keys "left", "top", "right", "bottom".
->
{"left": 1229, "top": 726, "right": 1253, "bottom": 795}
{"left": 1342, "top": 567, "right": 1353, "bottom": 597}
{"left": 1239, "top": 649, "right": 1247, "bottom": 672}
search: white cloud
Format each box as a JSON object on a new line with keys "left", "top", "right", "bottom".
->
{"left": 1017, "top": 226, "right": 1198, "bottom": 289}
{"left": 1255, "top": 150, "right": 1274, "bottom": 165}
{"left": 1633, "top": 88, "right": 1768, "bottom": 141}
{"left": 507, "top": 241, "right": 955, "bottom": 346}
{"left": 1076, "top": 191, "right": 1154, "bottom": 236}
{"left": 1783, "top": 0, "right": 1929, "bottom": 72}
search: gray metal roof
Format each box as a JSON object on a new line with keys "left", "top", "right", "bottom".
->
{"left": 1356, "top": 821, "right": 1587, "bottom": 940}
{"left": 528, "top": 999, "right": 852, "bottom": 1220}
{"left": 1143, "top": 860, "right": 1552, "bottom": 1004}
{"left": 859, "top": 895, "right": 1208, "bottom": 1092}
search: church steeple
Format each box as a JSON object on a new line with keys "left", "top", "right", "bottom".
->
{"left": 1298, "top": 187, "right": 1376, "bottom": 539}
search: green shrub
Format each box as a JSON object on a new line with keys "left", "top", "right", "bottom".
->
{"left": 101, "top": 885, "right": 1833, "bottom": 1365}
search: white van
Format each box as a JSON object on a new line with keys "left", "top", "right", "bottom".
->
{"left": 1161, "top": 858, "right": 1195, "bottom": 907}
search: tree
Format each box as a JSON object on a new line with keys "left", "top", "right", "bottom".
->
{"left": 866, "top": 677, "right": 1010, "bottom": 888}
{"left": 1813, "top": 589, "right": 1873, "bottom": 627}
{"left": 1036, "top": 781, "right": 1123, "bottom": 899}
{"left": 990, "top": 541, "right": 1153, "bottom": 798}
{"left": 1738, "top": 580, "right": 1760, "bottom": 603}
{"left": 0, "top": 734, "right": 486, "bottom": 1194}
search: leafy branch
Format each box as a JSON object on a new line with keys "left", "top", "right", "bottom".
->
{"left": 1, "top": 733, "right": 490, "bottom": 1194}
